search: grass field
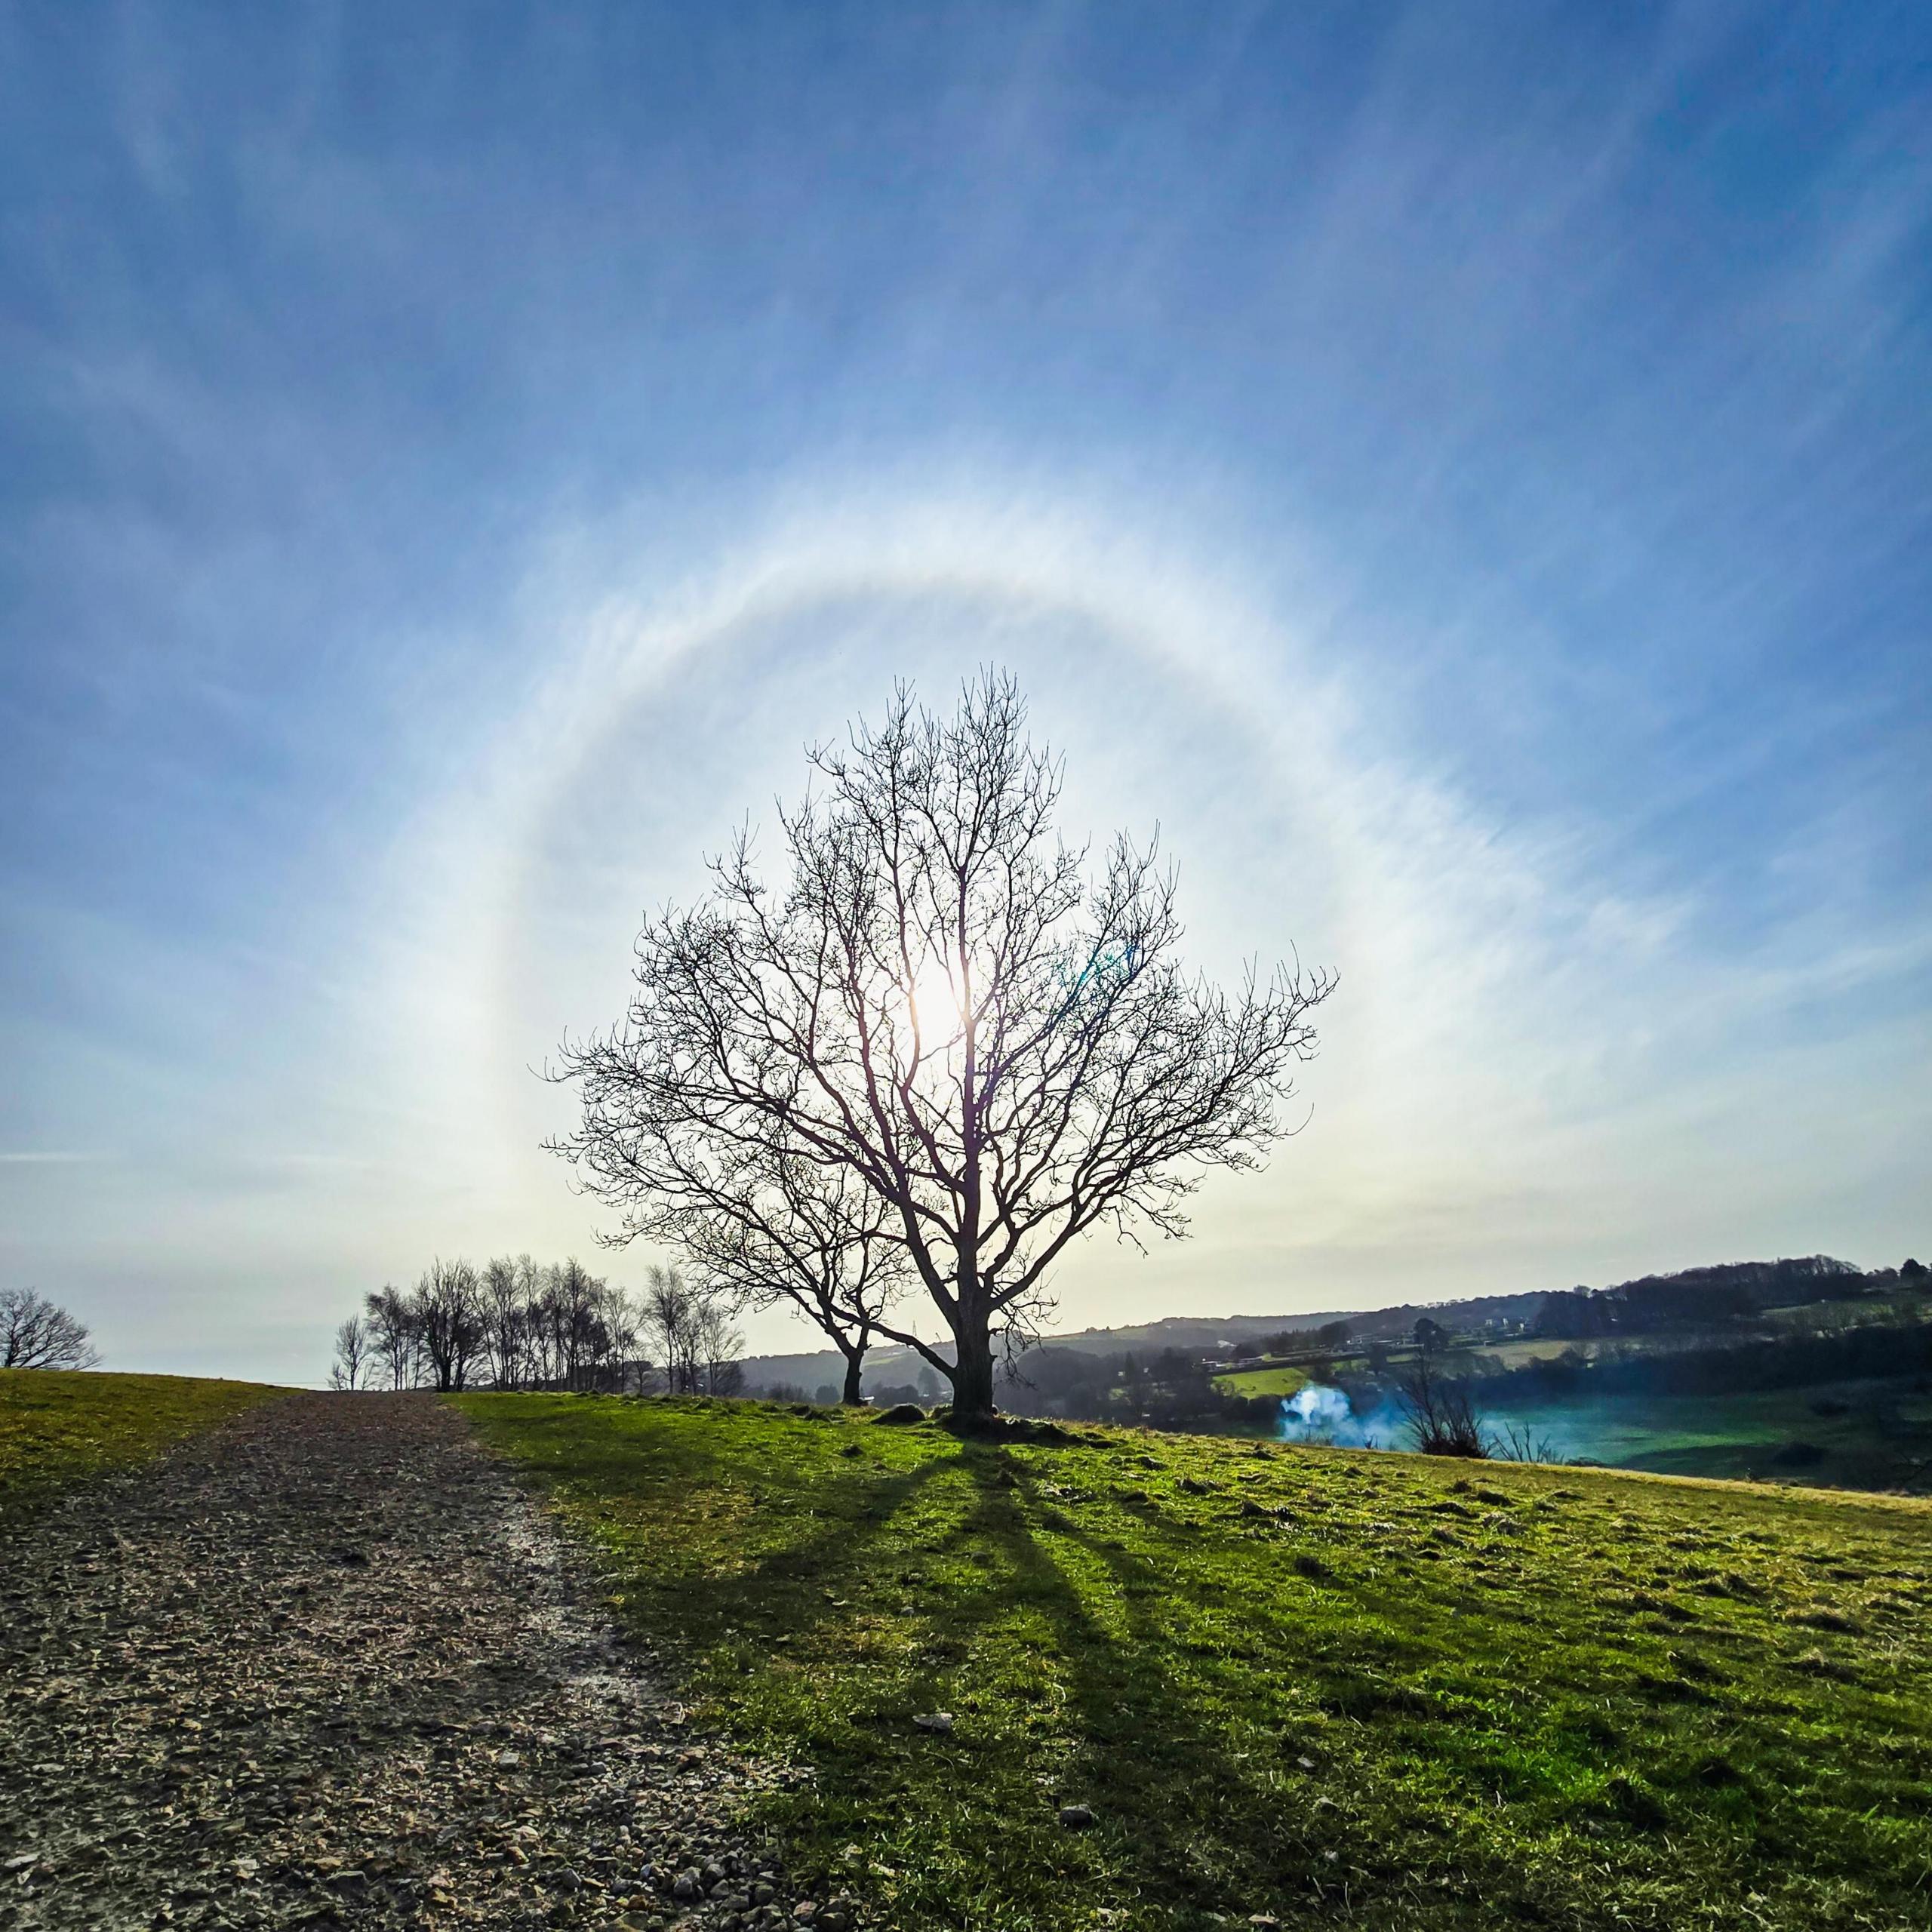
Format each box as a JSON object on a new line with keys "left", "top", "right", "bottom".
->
{"left": 1484, "top": 1379, "right": 1932, "bottom": 1491}
{"left": 463, "top": 1393, "right": 1932, "bottom": 1931}
{"left": 0, "top": 1369, "right": 286, "bottom": 1523}
{"left": 1212, "top": 1364, "right": 1311, "bottom": 1398}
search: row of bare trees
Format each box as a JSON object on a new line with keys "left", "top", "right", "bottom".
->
{"left": 328, "top": 1258, "right": 742, "bottom": 1395}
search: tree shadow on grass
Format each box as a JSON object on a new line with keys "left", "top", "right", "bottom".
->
{"left": 660, "top": 1442, "right": 1303, "bottom": 1918}
{"left": 619, "top": 1429, "right": 1361, "bottom": 1915}
{"left": 592, "top": 1443, "right": 968, "bottom": 1663}
{"left": 932, "top": 1459, "right": 1626, "bottom": 1925}
{"left": 939, "top": 1458, "right": 1346, "bottom": 1920}
{"left": 533, "top": 1405, "right": 1546, "bottom": 1917}
{"left": 528, "top": 1403, "right": 1890, "bottom": 1927}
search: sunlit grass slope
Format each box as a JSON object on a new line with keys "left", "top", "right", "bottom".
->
{"left": 462, "top": 1394, "right": 1932, "bottom": 1931}
{"left": 0, "top": 1369, "right": 288, "bottom": 1522}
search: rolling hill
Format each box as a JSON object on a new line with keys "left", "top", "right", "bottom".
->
{"left": 466, "top": 1390, "right": 1932, "bottom": 1931}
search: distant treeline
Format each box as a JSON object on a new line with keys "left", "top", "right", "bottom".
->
{"left": 1469, "top": 1317, "right": 1932, "bottom": 1404}
{"left": 329, "top": 1258, "right": 743, "bottom": 1396}
{"left": 1531, "top": 1255, "right": 1923, "bottom": 1338}
{"left": 1225, "top": 1254, "right": 1927, "bottom": 1350}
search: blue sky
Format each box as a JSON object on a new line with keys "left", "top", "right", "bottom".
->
{"left": 3, "top": 3, "right": 1928, "bottom": 1380}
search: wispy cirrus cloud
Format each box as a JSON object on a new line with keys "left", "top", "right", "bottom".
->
{"left": 1, "top": 4, "right": 1927, "bottom": 1380}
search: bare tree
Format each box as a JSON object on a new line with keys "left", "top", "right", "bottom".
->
{"left": 1394, "top": 1352, "right": 1489, "bottom": 1458}
{"left": 546, "top": 1257, "right": 601, "bottom": 1392}
{"left": 642, "top": 1266, "right": 698, "bottom": 1393}
{"left": 578, "top": 1277, "right": 642, "bottom": 1391}
{"left": 411, "top": 1259, "right": 485, "bottom": 1392}
{"left": 519, "top": 1259, "right": 560, "bottom": 1386}
{"left": 481, "top": 1256, "right": 527, "bottom": 1389}
{"left": 641, "top": 1265, "right": 743, "bottom": 1395}
{"left": 691, "top": 1293, "right": 746, "bottom": 1395}
{"left": 0, "top": 1288, "right": 100, "bottom": 1370}
{"left": 328, "top": 1315, "right": 369, "bottom": 1390}
{"left": 648, "top": 1146, "right": 905, "bottom": 1404}
{"left": 364, "top": 1283, "right": 420, "bottom": 1389}
{"left": 343, "top": 1259, "right": 639, "bottom": 1395}
{"left": 553, "top": 672, "right": 1332, "bottom": 1428}
{"left": 1492, "top": 1420, "right": 1560, "bottom": 1464}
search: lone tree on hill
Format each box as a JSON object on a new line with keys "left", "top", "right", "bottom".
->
{"left": 553, "top": 672, "right": 1333, "bottom": 1430}
{"left": 0, "top": 1287, "right": 100, "bottom": 1370}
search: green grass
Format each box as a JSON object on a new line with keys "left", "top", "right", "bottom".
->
{"left": 0, "top": 1369, "right": 288, "bottom": 1522}
{"left": 462, "top": 1394, "right": 1932, "bottom": 1930}
{"left": 1213, "top": 1364, "right": 1311, "bottom": 1398}
{"left": 1483, "top": 1379, "right": 1932, "bottom": 1491}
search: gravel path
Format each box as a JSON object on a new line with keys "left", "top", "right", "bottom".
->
{"left": 0, "top": 1394, "right": 808, "bottom": 1932}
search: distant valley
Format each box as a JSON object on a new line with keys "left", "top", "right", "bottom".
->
{"left": 742, "top": 1253, "right": 1932, "bottom": 1492}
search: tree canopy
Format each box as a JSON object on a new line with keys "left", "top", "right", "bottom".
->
{"left": 555, "top": 673, "right": 1334, "bottom": 1426}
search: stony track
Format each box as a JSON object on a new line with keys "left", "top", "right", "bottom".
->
{"left": 0, "top": 1393, "right": 798, "bottom": 1930}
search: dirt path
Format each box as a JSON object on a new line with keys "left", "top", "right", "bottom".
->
{"left": 0, "top": 1394, "right": 795, "bottom": 1931}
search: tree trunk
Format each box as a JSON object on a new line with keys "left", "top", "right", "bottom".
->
{"left": 841, "top": 1349, "right": 865, "bottom": 1406}
{"left": 949, "top": 1294, "right": 996, "bottom": 1430}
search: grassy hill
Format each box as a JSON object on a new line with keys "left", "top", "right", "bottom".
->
{"left": 0, "top": 1369, "right": 288, "bottom": 1523}
{"left": 463, "top": 1393, "right": 1932, "bottom": 1931}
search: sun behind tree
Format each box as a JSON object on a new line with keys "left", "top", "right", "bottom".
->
{"left": 552, "top": 671, "right": 1334, "bottom": 1429}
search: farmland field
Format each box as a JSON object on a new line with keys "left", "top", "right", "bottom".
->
{"left": 1481, "top": 1377, "right": 1932, "bottom": 1491}
{"left": 466, "top": 1392, "right": 1932, "bottom": 1931}
{"left": 1211, "top": 1364, "right": 1311, "bottom": 1398}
